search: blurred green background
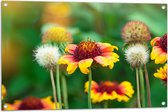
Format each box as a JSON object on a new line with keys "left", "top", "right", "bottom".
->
{"left": 1, "top": 1, "right": 167, "bottom": 109}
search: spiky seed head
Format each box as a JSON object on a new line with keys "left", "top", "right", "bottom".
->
{"left": 122, "top": 21, "right": 151, "bottom": 44}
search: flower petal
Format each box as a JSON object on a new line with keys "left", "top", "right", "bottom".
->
{"left": 67, "top": 62, "right": 78, "bottom": 74}
{"left": 4, "top": 100, "right": 21, "bottom": 110}
{"left": 150, "top": 37, "right": 160, "bottom": 46}
{"left": 84, "top": 81, "right": 98, "bottom": 93}
{"left": 41, "top": 96, "right": 59, "bottom": 109}
{"left": 94, "top": 56, "right": 109, "bottom": 67}
{"left": 65, "top": 44, "right": 77, "bottom": 54}
{"left": 78, "top": 58, "right": 93, "bottom": 74}
{"left": 158, "top": 53, "right": 167, "bottom": 64}
{"left": 58, "top": 55, "right": 74, "bottom": 64}
{"left": 150, "top": 47, "right": 161, "bottom": 60}
{"left": 115, "top": 81, "right": 134, "bottom": 102}
{"left": 97, "top": 43, "right": 118, "bottom": 52}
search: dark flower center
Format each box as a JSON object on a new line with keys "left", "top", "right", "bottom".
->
{"left": 73, "top": 40, "right": 102, "bottom": 61}
{"left": 96, "top": 82, "right": 124, "bottom": 95}
{"left": 19, "top": 97, "right": 44, "bottom": 110}
{"left": 159, "top": 34, "right": 167, "bottom": 52}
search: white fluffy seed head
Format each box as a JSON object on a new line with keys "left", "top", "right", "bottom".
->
{"left": 34, "top": 44, "right": 60, "bottom": 69}
{"left": 125, "top": 44, "right": 149, "bottom": 68}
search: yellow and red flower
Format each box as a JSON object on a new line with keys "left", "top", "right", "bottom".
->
{"left": 59, "top": 40, "right": 119, "bottom": 74}
{"left": 154, "top": 64, "right": 167, "bottom": 82}
{"left": 84, "top": 80, "right": 134, "bottom": 103}
{"left": 150, "top": 33, "right": 167, "bottom": 64}
{"left": 4, "top": 96, "right": 59, "bottom": 110}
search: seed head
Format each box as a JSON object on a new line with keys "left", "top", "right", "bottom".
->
{"left": 125, "top": 44, "right": 149, "bottom": 67}
{"left": 122, "top": 21, "right": 151, "bottom": 44}
{"left": 34, "top": 44, "right": 60, "bottom": 69}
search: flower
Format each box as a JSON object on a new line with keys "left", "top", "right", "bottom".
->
{"left": 59, "top": 40, "right": 119, "bottom": 74}
{"left": 42, "top": 27, "right": 72, "bottom": 44}
{"left": 122, "top": 21, "right": 151, "bottom": 44}
{"left": 4, "top": 96, "right": 59, "bottom": 110}
{"left": 2, "top": 84, "right": 7, "bottom": 100}
{"left": 84, "top": 80, "right": 134, "bottom": 103}
{"left": 154, "top": 64, "right": 167, "bottom": 82}
{"left": 34, "top": 44, "right": 60, "bottom": 69}
{"left": 150, "top": 33, "right": 167, "bottom": 64}
{"left": 125, "top": 44, "right": 149, "bottom": 67}
{"left": 41, "top": 3, "right": 71, "bottom": 27}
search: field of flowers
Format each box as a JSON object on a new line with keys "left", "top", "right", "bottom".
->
{"left": 1, "top": 2, "right": 167, "bottom": 110}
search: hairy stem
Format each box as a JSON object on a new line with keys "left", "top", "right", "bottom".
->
{"left": 104, "top": 101, "right": 108, "bottom": 108}
{"left": 144, "top": 64, "right": 152, "bottom": 107}
{"left": 88, "top": 68, "right": 92, "bottom": 108}
{"left": 139, "top": 67, "right": 145, "bottom": 107}
{"left": 50, "top": 69, "right": 58, "bottom": 109}
{"left": 61, "top": 74, "right": 69, "bottom": 109}
{"left": 136, "top": 68, "right": 141, "bottom": 108}
{"left": 56, "top": 65, "right": 62, "bottom": 109}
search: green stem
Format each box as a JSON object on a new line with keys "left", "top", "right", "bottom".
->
{"left": 88, "top": 68, "right": 92, "bottom": 109}
{"left": 136, "top": 68, "right": 141, "bottom": 108}
{"left": 104, "top": 101, "right": 108, "bottom": 108}
{"left": 139, "top": 67, "right": 145, "bottom": 107}
{"left": 61, "top": 74, "right": 69, "bottom": 109}
{"left": 144, "top": 64, "right": 152, "bottom": 107}
{"left": 49, "top": 69, "right": 58, "bottom": 109}
{"left": 56, "top": 65, "right": 62, "bottom": 109}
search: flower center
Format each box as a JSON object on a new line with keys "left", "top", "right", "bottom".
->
{"left": 19, "top": 97, "right": 44, "bottom": 110}
{"left": 96, "top": 82, "right": 124, "bottom": 95}
{"left": 159, "top": 34, "right": 167, "bottom": 52}
{"left": 73, "top": 40, "right": 101, "bottom": 61}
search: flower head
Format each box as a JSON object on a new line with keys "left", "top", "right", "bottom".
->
{"left": 125, "top": 44, "right": 149, "bottom": 67}
{"left": 59, "top": 40, "right": 119, "bottom": 74}
{"left": 84, "top": 80, "right": 134, "bottom": 103}
{"left": 42, "top": 27, "right": 72, "bottom": 44}
{"left": 154, "top": 64, "right": 167, "bottom": 82}
{"left": 150, "top": 33, "right": 167, "bottom": 64}
{"left": 4, "top": 96, "right": 59, "bottom": 110}
{"left": 122, "top": 21, "right": 151, "bottom": 44}
{"left": 41, "top": 3, "right": 71, "bottom": 27}
{"left": 34, "top": 44, "right": 60, "bottom": 69}
{"left": 2, "top": 84, "right": 7, "bottom": 100}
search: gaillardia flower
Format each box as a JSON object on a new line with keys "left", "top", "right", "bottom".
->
{"left": 84, "top": 80, "right": 134, "bottom": 103}
{"left": 34, "top": 44, "right": 60, "bottom": 69}
{"left": 125, "top": 44, "right": 149, "bottom": 68}
{"left": 2, "top": 84, "right": 7, "bottom": 100}
{"left": 41, "top": 3, "right": 71, "bottom": 27}
{"left": 4, "top": 96, "right": 59, "bottom": 110}
{"left": 122, "top": 21, "right": 151, "bottom": 44}
{"left": 150, "top": 33, "right": 167, "bottom": 64}
{"left": 59, "top": 40, "right": 119, "bottom": 74}
{"left": 42, "top": 27, "right": 72, "bottom": 44}
{"left": 154, "top": 64, "right": 167, "bottom": 82}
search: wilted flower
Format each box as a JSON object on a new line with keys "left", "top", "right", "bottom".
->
{"left": 42, "top": 27, "right": 72, "bottom": 44}
{"left": 84, "top": 80, "right": 134, "bottom": 103}
{"left": 2, "top": 84, "right": 7, "bottom": 100}
{"left": 4, "top": 96, "right": 59, "bottom": 110}
{"left": 122, "top": 21, "right": 151, "bottom": 44}
{"left": 154, "top": 64, "right": 167, "bottom": 82}
{"left": 125, "top": 44, "right": 149, "bottom": 67}
{"left": 59, "top": 40, "right": 119, "bottom": 74}
{"left": 34, "top": 44, "right": 60, "bottom": 69}
{"left": 150, "top": 33, "right": 167, "bottom": 64}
